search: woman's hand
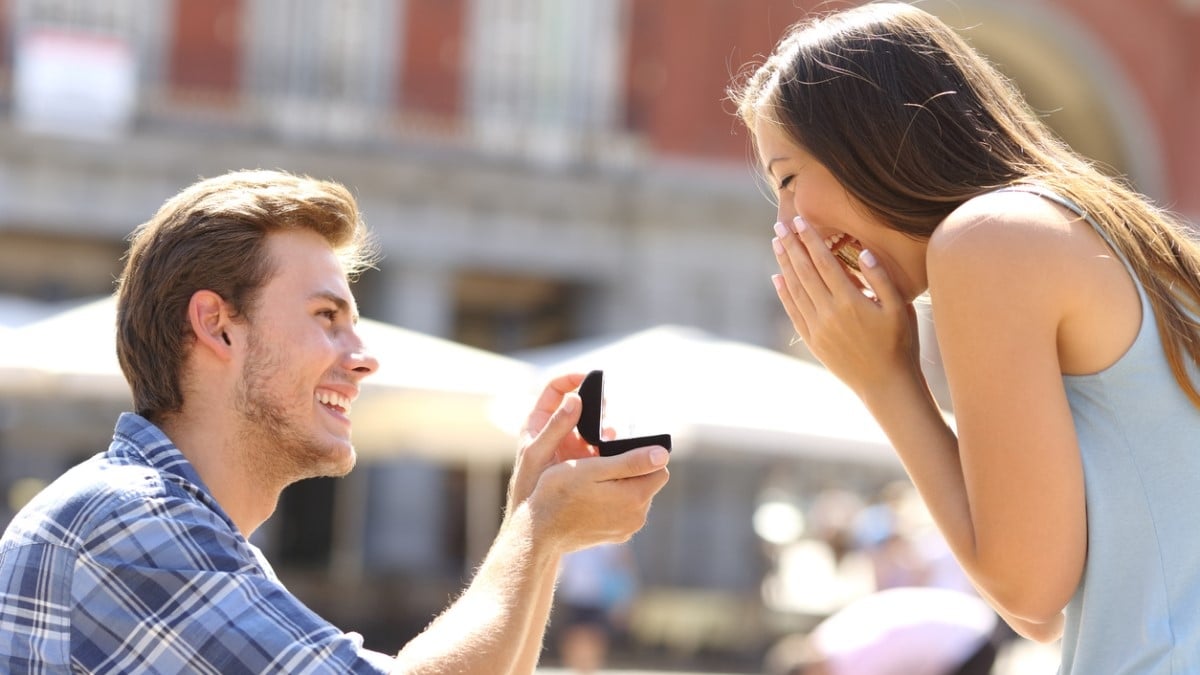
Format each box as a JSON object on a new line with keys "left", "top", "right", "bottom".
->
{"left": 771, "top": 216, "right": 919, "bottom": 395}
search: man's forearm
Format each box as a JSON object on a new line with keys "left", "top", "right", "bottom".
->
{"left": 391, "top": 503, "right": 559, "bottom": 675}
{"left": 512, "top": 559, "right": 560, "bottom": 674}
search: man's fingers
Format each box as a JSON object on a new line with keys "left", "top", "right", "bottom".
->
{"left": 521, "top": 371, "right": 586, "bottom": 438}
{"left": 509, "top": 390, "right": 586, "bottom": 509}
{"left": 591, "top": 444, "right": 671, "bottom": 481}
{"left": 532, "top": 392, "right": 581, "bottom": 446}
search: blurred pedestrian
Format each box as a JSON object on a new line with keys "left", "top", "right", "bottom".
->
{"left": 763, "top": 587, "right": 999, "bottom": 675}
{"left": 555, "top": 542, "right": 639, "bottom": 674}
{"left": 731, "top": 2, "right": 1200, "bottom": 671}
{"left": 0, "top": 169, "right": 670, "bottom": 674}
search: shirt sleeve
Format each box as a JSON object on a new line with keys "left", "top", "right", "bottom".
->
{"left": 67, "top": 490, "right": 395, "bottom": 675}
{"left": 0, "top": 541, "right": 77, "bottom": 674}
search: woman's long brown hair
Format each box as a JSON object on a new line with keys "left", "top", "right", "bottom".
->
{"left": 730, "top": 1, "right": 1200, "bottom": 408}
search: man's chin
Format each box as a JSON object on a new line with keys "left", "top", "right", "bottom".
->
{"left": 319, "top": 441, "right": 358, "bottom": 477}
{"left": 290, "top": 435, "right": 358, "bottom": 480}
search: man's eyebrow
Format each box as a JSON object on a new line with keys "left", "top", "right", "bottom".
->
{"left": 312, "top": 291, "right": 359, "bottom": 323}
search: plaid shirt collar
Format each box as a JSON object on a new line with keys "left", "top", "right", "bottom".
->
{"left": 109, "top": 411, "right": 239, "bottom": 536}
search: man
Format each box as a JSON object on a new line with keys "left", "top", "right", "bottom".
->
{"left": 0, "top": 169, "right": 671, "bottom": 674}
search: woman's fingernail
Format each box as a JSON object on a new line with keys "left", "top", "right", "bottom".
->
{"left": 792, "top": 216, "right": 808, "bottom": 233}
{"left": 771, "top": 274, "right": 784, "bottom": 290}
{"left": 772, "top": 237, "right": 784, "bottom": 254}
{"left": 860, "top": 249, "right": 878, "bottom": 268}
{"left": 650, "top": 447, "right": 669, "bottom": 466}
{"left": 773, "top": 221, "right": 789, "bottom": 238}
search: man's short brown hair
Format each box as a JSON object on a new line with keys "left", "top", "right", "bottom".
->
{"left": 115, "top": 169, "right": 376, "bottom": 422}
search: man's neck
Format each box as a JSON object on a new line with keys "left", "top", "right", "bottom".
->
{"left": 157, "top": 411, "right": 283, "bottom": 538}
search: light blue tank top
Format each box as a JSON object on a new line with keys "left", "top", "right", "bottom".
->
{"left": 1005, "top": 186, "right": 1200, "bottom": 673}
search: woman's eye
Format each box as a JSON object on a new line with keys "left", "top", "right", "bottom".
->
{"left": 319, "top": 309, "right": 337, "bottom": 321}
{"left": 778, "top": 175, "right": 795, "bottom": 191}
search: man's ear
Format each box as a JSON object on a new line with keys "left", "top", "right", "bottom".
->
{"left": 187, "top": 290, "right": 235, "bottom": 359}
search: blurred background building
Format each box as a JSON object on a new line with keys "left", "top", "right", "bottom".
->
{"left": 1, "top": 0, "right": 1196, "bottom": 670}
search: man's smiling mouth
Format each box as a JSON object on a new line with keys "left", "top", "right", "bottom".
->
{"left": 316, "top": 390, "right": 352, "bottom": 415}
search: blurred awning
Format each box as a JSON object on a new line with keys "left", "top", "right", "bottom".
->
{"left": 514, "top": 325, "right": 904, "bottom": 468}
{"left": 0, "top": 294, "right": 531, "bottom": 464}
{"left": 350, "top": 317, "right": 533, "bottom": 464}
{"left": 0, "top": 294, "right": 130, "bottom": 400}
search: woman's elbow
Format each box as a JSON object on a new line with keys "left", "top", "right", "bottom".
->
{"left": 996, "top": 589, "right": 1069, "bottom": 626}
{"left": 977, "top": 568, "right": 1073, "bottom": 641}
{"left": 979, "top": 557, "right": 1078, "bottom": 627}
{"left": 1003, "top": 610, "right": 1064, "bottom": 644}
{"left": 1014, "top": 610, "right": 1064, "bottom": 642}
{"left": 986, "top": 581, "right": 1069, "bottom": 643}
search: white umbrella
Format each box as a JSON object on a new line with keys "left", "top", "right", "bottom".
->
{"left": 0, "top": 293, "right": 84, "bottom": 328}
{"left": 350, "top": 318, "right": 533, "bottom": 463}
{"left": 0, "top": 294, "right": 130, "bottom": 400}
{"left": 514, "top": 325, "right": 904, "bottom": 468}
{"left": 0, "top": 294, "right": 531, "bottom": 464}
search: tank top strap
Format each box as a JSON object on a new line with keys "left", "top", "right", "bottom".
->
{"left": 988, "top": 183, "right": 1090, "bottom": 223}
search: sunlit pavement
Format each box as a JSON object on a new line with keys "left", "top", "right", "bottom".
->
{"left": 537, "top": 670, "right": 745, "bottom": 675}
{"left": 536, "top": 638, "right": 1062, "bottom": 674}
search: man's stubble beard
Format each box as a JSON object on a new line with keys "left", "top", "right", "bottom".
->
{"left": 233, "top": 330, "right": 356, "bottom": 488}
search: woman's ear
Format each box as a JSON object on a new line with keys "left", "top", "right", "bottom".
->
{"left": 187, "top": 290, "right": 235, "bottom": 359}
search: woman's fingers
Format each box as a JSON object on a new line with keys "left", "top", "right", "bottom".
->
{"left": 773, "top": 222, "right": 818, "bottom": 318}
{"left": 772, "top": 273, "right": 811, "bottom": 343}
{"left": 789, "top": 216, "right": 862, "bottom": 298}
{"left": 857, "top": 248, "right": 903, "bottom": 309}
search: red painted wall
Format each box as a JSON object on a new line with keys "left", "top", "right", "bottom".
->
{"left": 623, "top": 0, "right": 1197, "bottom": 215}
{"left": 147, "top": 0, "right": 1195, "bottom": 216}
{"left": 625, "top": 0, "right": 814, "bottom": 161}
{"left": 0, "top": 0, "right": 9, "bottom": 79}
{"left": 399, "top": 0, "right": 466, "bottom": 120}
{"left": 168, "top": 0, "right": 243, "bottom": 96}
{"left": 1052, "top": 0, "right": 1198, "bottom": 212}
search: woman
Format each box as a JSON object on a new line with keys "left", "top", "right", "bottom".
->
{"left": 729, "top": 2, "right": 1200, "bottom": 672}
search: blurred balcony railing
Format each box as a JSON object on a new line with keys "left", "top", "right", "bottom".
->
{"left": 466, "top": 0, "right": 633, "bottom": 165}
{"left": 2, "top": 0, "right": 641, "bottom": 169}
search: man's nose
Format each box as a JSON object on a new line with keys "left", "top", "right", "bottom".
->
{"left": 345, "top": 332, "right": 379, "bottom": 378}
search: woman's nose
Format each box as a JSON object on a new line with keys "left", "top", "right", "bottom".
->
{"left": 777, "top": 200, "right": 799, "bottom": 225}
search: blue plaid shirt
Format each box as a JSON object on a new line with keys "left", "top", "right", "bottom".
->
{"left": 0, "top": 413, "right": 394, "bottom": 674}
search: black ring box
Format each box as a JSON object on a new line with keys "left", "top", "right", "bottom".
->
{"left": 576, "top": 370, "right": 672, "bottom": 457}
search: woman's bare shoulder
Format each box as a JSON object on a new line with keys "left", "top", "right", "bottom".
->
{"left": 929, "top": 187, "right": 1140, "bottom": 375}
{"left": 930, "top": 189, "right": 1081, "bottom": 262}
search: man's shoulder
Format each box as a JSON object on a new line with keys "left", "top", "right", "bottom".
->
{"left": 1, "top": 452, "right": 236, "bottom": 565}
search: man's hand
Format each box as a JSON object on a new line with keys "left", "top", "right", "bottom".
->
{"left": 505, "top": 372, "right": 671, "bottom": 555}
{"left": 506, "top": 372, "right": 594, "bottom": 513}
{"left": 392, "top": 373, "right": 670, "bottom": 675}
{"left": 526, "top": 442, "right": 671, "bottom": 556}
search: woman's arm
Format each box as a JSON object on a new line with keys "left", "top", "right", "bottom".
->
{"left": 918, "top": 204, "right": 1087, "bottom": 623}
{"left": 772, "top": 202, "right": 1088, "bottom": 630}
